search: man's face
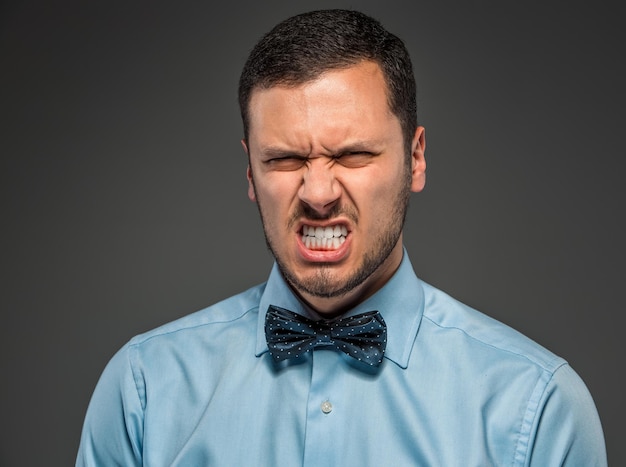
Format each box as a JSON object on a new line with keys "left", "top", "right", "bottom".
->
{"left": 244, "top": 61, "right": 425, "bottom": 315}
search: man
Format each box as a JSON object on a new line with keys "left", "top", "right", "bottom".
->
{"left": 77, "top": 9, "right": 607, "bottom": 466}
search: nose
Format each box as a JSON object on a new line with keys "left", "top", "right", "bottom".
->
{"left": 298, "top": 158, "right": 341, "bottom": 216}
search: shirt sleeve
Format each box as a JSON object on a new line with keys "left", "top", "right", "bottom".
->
{"left": 76, "top": 344, "right": 144, "bottom": 467}
{"left": 528, "top": 363, "right": 607, "bottom": 467}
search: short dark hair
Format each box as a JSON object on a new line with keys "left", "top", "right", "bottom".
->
{"left": 238, "top": 9, "right": 418, "bottom": 155}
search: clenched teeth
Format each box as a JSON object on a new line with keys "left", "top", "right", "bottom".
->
{"left": 301, "top": 225, "right": 348, "bottom": 250}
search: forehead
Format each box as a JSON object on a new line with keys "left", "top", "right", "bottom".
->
{"left": 250, "top": 60, "right": 389, "bottom": 104}
{"left": 247, "top": 62, "right": 398, "bottom": 146}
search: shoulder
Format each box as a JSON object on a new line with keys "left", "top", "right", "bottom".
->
{"left": 99, "top": 282, "right": 267, "bottom": 406}
{"left": 417, "top": 281, "right": 606, "bottom": 464}
{"left": 419, "top": 280, "right": 565, "bottom": 374}
{"left": 127, "top": 282, "right": 266, "bottom": 348}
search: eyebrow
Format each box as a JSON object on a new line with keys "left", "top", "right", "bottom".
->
{"left": 336, "top": 141, "right": 383, "bottom": 154}
{"left": 259, "top": 146, "right": 307, "bottom": 159}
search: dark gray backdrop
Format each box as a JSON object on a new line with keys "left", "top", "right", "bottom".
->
{"left": 1, "top": 1, "right": 623, "bottom": 465}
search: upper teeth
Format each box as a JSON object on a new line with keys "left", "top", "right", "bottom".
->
{"left": 303, "top": 225, "right": 348, "bottom": 238}
{"left": 302, "top": 225, "right": 348, "bottom": 250}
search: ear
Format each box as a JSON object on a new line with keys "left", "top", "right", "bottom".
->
{"left": 410, "top": 126, "right": 426, "bottom": 193}
{"left": 241, "top": 139, "right": 257, "bottom": 202}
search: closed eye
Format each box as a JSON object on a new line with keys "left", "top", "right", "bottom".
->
{"left": 334, "top": 151, "right": 376, "bottom": 168}
{"left": 262, "top": 150, "right": 378, "bottom": 170}
{"left": 265, "top": 155, "right": 308, "bottom": 171}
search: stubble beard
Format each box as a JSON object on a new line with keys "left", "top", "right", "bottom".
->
{"left": 253, "top": 170, "right": 412, "bottom": 300}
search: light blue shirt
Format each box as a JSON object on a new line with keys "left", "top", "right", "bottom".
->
{"left": 77, "top": 251, "right": 607, "bottom": 466}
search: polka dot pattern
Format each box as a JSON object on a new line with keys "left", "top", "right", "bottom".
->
{"left": 265, "top": 305, "right": 387, "bottom": 367}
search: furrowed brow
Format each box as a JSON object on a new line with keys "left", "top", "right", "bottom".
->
{"left": 335, "top": 140, "right": 383, "bottom": 154}
{"left": 259, "top": 146, "right": 308, "bottom": 159}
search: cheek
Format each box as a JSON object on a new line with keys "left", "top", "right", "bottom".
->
{"left": 255, "top": 176, "right": 298, "bottom": 216}
{"left": 355, "top": 172, "right": 406, "bottom": 223}
{"left": 346, "top": 167, "right": 401, "bottom": 202}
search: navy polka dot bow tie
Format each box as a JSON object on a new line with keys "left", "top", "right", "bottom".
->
{"left": 265, "top": 305, "right": 387, "bottom": 366}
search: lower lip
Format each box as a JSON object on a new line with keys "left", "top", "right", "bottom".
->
{"left": 296, "top": 234, "right": 351, "bottom": 262}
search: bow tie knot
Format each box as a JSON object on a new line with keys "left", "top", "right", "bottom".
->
{"left": 265, "top": 305, "right": 387, "bottom": 366}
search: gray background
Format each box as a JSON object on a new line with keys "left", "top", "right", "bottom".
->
{"left": 1, "top": 1, "right": 624, "bottom": 465}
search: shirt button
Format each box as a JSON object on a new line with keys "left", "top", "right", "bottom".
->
{"left": 320, "top": 400, "right": 333, "bottom": 414}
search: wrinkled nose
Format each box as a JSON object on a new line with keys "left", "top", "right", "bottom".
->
{"left": 298, "top": 159, "right": 341, "bottom": 216}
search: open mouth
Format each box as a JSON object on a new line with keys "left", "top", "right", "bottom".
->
{"left": 301, "top": 224, "right": 348, "bottom": 250}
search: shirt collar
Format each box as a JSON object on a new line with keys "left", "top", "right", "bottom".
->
{"left": 255, "top": 249, "right": 425, "bottom": 369}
